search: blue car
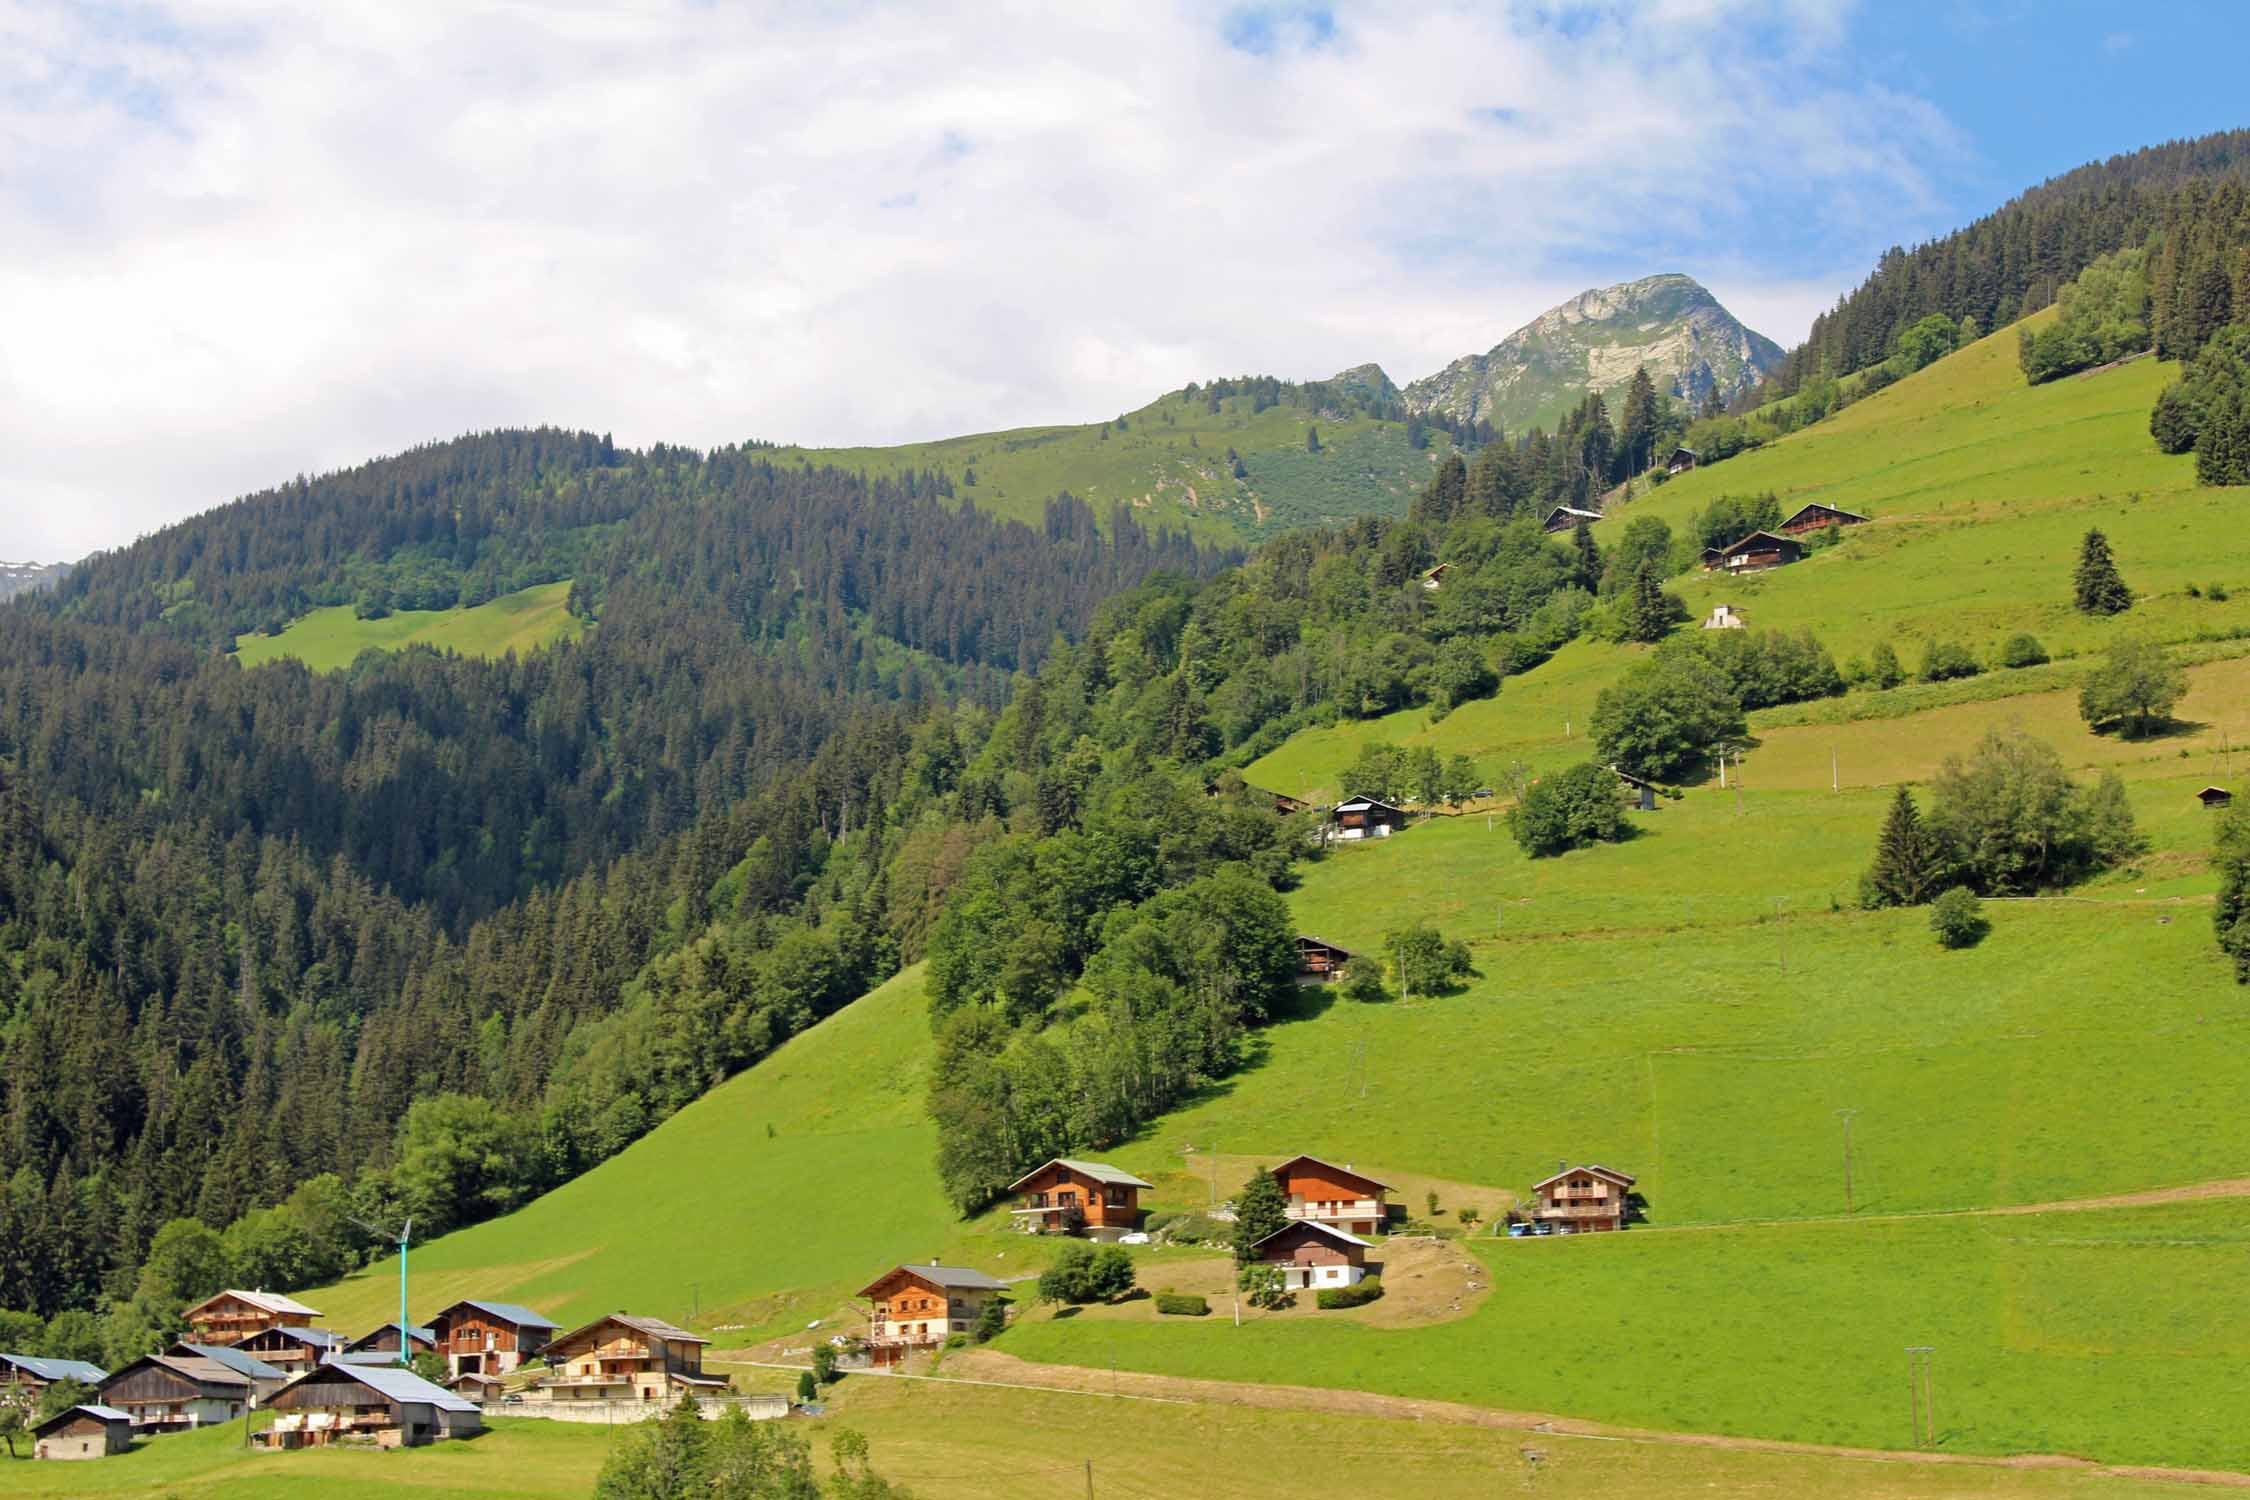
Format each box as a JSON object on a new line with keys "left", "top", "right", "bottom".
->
{"left": 1506, "top": 1222, "right": 1530, "bottom": 1238}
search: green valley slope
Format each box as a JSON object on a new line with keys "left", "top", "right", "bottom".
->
{"left": 232, "top": 579, "right": 584, "bottom": 672}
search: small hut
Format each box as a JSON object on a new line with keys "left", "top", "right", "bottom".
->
{"left": 33, "top": 1405, "right": 132, "bottom": 1461}
{"left": 2198, "top": 786, "right": 2234, "bottom": 809}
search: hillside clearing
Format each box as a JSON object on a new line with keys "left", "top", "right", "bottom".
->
{"left": 231, "top": 579, "right": 583, "bottom": 671}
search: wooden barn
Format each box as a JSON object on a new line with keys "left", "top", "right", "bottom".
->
{"left": 96, "top": 1353, "right": 252, "bottom": 1432}
{"left": 1294, "top": 935, "right": 1355, "bottom": 983}
{"left": 427, "top": 1299, "right": 558, "bottom": 1378}
{"left": 446, "top": 1369, "right": 507, "bottom": 1402}
{"left": 233, "top": 1325, "right": 346, "bottom": 1373}
{"left": 166, "top": 1343, "right": 287, "bottom": 1405}
{"left": 1611, "top": 766, "right": 1659, "bottom": 811}
{"left": 260, "top": 1361, "right": 483, "bottom": 1448}
{"left": 1780, "top": 502, "right": 1870, "bottom": 534}
{"left": 1665, "top": 446, "right": 1699, "bottom": 475}
{"left": 32, "top": 1404, "right": 132, "bottom": 1461}
{"left": 1248, "top": 1221, "right": 1372, "bottom": 1291}
{"left": 531, "top": 1314, "right": 726, "bottom": 1403}
{"left": 1007, "top": 1158, "right": 1150, "bottom": 1237}
{"left": 2199, "top": 786, "right": 2234, "bottom": 809}
{"left": 859, "top": 1262, "right": 1008, "bottom": 1364}
{"left": 1541, "top": 505, "right": 1604, "bottom": 535}
{"left": 1530, "top": 1164, "right": 1637, "bottom": 1233}
{"left": 342, "top": 1322, "right": 437, "bottom": 1360}
{"left": 1241, "top": 783, "right": 1313, "bottom": 816}
{"left": 1716, "top": 530, "right": 1804, "bottom": 572}
{"left": 1271, "top": 1155, "right": 1391, "bottom": 1236}
{"left": 181, "top": 1289, "right": 320, "bottom": 1347}
{"left": 1699, "top": 546, "right": 1724, "bottom": 571}
{"left": 1330, "top": 794, "right": 1408, "bottom": 840}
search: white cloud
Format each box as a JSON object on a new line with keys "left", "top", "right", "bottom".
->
{"left": 0, "top": 0, "right": 1962, "bottom": 558}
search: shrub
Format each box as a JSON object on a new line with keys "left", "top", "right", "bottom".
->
{"left": 1238, "top": 1263, "right": 1291, "bottom": 1310}
{"left": 943, "top": 1332, "right": 968, "bottom": 1349}
{"left": 1930, "top": 887, "right": 1989, "bottom": 949}
{"left": 796, "top": 1370, "right": 817, "bottom": 1403}
{"left": 1155, "top": 1293, "right": 1211, "bottom": 1317}
{"left": 1315, "top": 1277, "right": 1386, "bottom": 1310}
{"left": 1339, "top": 955, "right": 1390, "bottom": 1002}
{"left": 971, "top": 1298, "right": 1007, "bottom": 1343}
{"left": 1998, "top": 633, "right": 2049, "bottom": 669}
{"left": 810, "top": 1343, "right": 837, "bottom": 1384}
{"left": 1508, "top": 761, "right": 1628, "bottom": 858}
{"left": 1919, "top": 640, "right": 1980, "bottom": 682}
{"left": 1039, "top": 1242, "right": 1137, "bottom": 1303}
{"left": 1161, "top": 1213, "right": 1225, "bottom": 1246}
{"left": 1869, "top": 640, "right": 1904, "bottom": 689}
{"left": 1386, "top": 923, "right": 1474, "bottom": 996}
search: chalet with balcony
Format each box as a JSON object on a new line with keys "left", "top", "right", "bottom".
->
{"left": 1271, "top": 1155, "right": 1390, "bottom": 1235}
{"left": 0, "top": 1352, "right": 107, "bottom": 1398}
{"left": 165, "top": 1343, "right": 286, "bottom": 1404}
{"left": 1541, "top": 505, "right": 1604, "bottom": 535}
{"left": 1249, "top": 1221, "right": 1371, "bottom": 1291}
{"left": 232, "top": 1325, "right": 346, "bottom": 1373}
{"left": 1531, "top": 1164, "right": 1637, "bottom": 1232}
{"left": 1780, "top": 502, "right": 1869, "bottom": 534}
{"left": 342, "top": 1322, "right": 436, "bottom": 1361}
{"left": 32, "top": 1404, "right": 131, "bottom": 1461}
{"left": 1294, "top": 936, "right": 1355, "bottom": 984}
{"left": 260, "top": 1361, "right": 483, "bottom": 1449}
{"left": 428, "top": 1299, "right": 558, "bottom": 1378}
{"left": 181, "top": 1288, "right": 320, "bottom": 1347}
{"left": 1007, "top": 1158, "right": 1150, "bottom": 1237}
{"left": 96, "top": 1353, "right": 252, "bottom": 1432}
{"left": 532, "top": 1314, "right": 726, "bottom": 1403}
{"left": 1716, "top": 531, "right": 1803, "bottom": 573}
{"left": 1330, "top": 794, "right": 1408, "bottom": 840}
{"left": 859, "top": 1262, "right": 1008, "bottom": 1365}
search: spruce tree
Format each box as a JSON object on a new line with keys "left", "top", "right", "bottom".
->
{"left": 1862, "top": 786, "right": 1946, "bottom": 908}
{"left": 1569, "top": 518, "right": 1602, "bottom": 592}
{"left": 1624, "top": 567, "right": 1672, "bottom": 643}
{"left": 1231, "top": 1166, "right": 1289, "bottom": 1265}
{"left": 2215, "top": 807, "right": 2250, "bottom": 983}
{"left": 2072, "top": 528, "right": 2134, "bottom": 615}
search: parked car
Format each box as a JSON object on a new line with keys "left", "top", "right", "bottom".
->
{"left": 1531, "top": 1221, "right": 1555, "bottom": 1236}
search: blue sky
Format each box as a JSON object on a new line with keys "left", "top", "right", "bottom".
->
{"left": 0, "top": 1, "right": 2243, "bottom": 559}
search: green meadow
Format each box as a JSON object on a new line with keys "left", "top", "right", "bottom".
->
{"left": 231, "top": 580, "right": 583, "bottom": 673}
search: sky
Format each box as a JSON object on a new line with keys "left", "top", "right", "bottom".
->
{"left": 1, "top": 1, "right": 2244, "bottom": 560}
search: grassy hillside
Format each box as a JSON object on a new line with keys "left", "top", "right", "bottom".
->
{"left": 231, "top": 579, "right": 583, "bottom": 672}
{"left": 766, "top": 384, "right": 1444, "bottom": 544}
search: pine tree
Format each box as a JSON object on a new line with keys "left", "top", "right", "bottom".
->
{"left": 1231, "top": 1166, "right": 1288, "bottom": 1265}
{"left": 2215, "top": 806, "right": 2250, "bottom": 983}
{"left": 1619, "top": 366, "right": 1661, "bottom": 475}
{"left": 1623, "top": 568, "right": 1672, "bottom": 643}
{"left": 2073, "top": 528, "right": 2134, "bottom": 614}
{"left": 1862, "top": 787, "right": 1946, "bottom": 907}
{"left": 1569, "top": 519, "right": 1602, "bottom": 593}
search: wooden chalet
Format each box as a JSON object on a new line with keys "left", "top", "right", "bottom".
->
{"left": 182, "top": 1288, "right": 320, "bottom": 1347}
{"left": 1665, "top": 446, "right": 1699, "bottom": 475}
{"left": 1242, "top": 783, "right": 1313, "bottom": 816}
{"left": 1611, "top": 766, "right": 1658, "bottom": 811}
{"left": 1699, "top": 545, "right": 1724, "bottom": 571}
{"left": 342, "top": 1322, "right": 436, "bottom": 1360}
{"left": 1530, "top": 1164, "right": 1637, "bottom": 1233}
{"left": 531, "top": 1314, "right": 726, "bottom": 1403}
{"left": 1249, "top": 1221, "right": 1371, "bottom": 1291}
{"left": 427, "top": 1299, "right": 558, "bottom": 1378}
{"left": 1421, "top": 562, "right": 1450, "bottom": 591}
{"left": 1780, "top": 502, "right": 1869, "bottom": 534}
{"left": 32, "top": 1404, "right": 131, "bottom": 1461}
{"left": 1715, "top": 530, "right": 1804, "bottom": 573}
{"left": 1700, "top": 603, "right": 1745, "bottom": 630}
{"left": 96, "top": 1353, "right": 252, "bottom": 1432}
{"left": 166, "top": 1342, "right": 287, "bottom": 1405}
{"left": 233, "top": 1324, "right": 346, "bottom": 1372}
{"left": 1541, "top": 505, "right": 1604, "bottom": 535}
{"left": 260, "top": 1361, "right": 483, "bottom": 1449}
{"left": 1271, "top": 1155, "right": 1390, "bottom": 1235}
{"left": 2199, "top": 786, "right": 2234, "bottom": 809}
{"left": 1294, "top": 935, "right": 1354, "bottom": 984}
{"left": 446, "top": 1369, "right": 508, "bottom": 1402}
{"left": 1007, "top": 1158, "right": 1150, "bottom": 1237}
{"left": 859, "top": 1262, "right": 1008, "bottom": 1365}
{"left": 1330, "top": 793, "right": 1408, "bottom": 840}
{"left": 0, "top": 1352, "right": 107, "bottom": 1397}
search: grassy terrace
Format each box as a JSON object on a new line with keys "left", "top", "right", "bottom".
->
{"left": 231, "top": 579, "right": 583, "bottom": 672}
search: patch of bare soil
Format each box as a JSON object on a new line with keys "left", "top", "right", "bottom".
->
{"left": 1354, "top": 1234, "right": 1489, "bottom": 1328}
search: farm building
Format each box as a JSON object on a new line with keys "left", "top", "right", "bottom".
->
{"left": 427, "top": 1299, "right": 558, "bottom": 1378}
{"left": 260, "top": 1361, "right": 482, "bottom": 1449}
{"left": 1716, "top": 530, "right": 1804, "bottom": 572}
{"left": 1699, "top": 546, "right": 1723, "bottom": 571}
{"left": 446, "top": 1369, "right": 507, "bottom": 1401}
{"left": 1330, "top": 794, "right": 1408, "bottom": 840}
{"left": 32, "top": 1404, "right": 131, "bottom": 1461}
{"left": 1421, "top": 562, "right": 1449, "bottom": 591}
{"left": 0, "top": 1352, "right": 107, "bottom": 1397}
{"left": 1248, "top": 1221, "right": 1372, "bottom": 1291}
{"left": 165, "top": 1343, "right": 286, "bottom": 1404}
{"left": 182, "top": 1288, "right": 320, "bottom": 1347}
{"left": 1541, "top": 505, "right": 1604, "bottom": 535}
{"left": 1530, "top": 1164, "right": 1637, "bottom": 1233}
{"left": 233, "top": 1325, "right": 346, "bottom": 1372}
{"left": 1007, "top": 1158, "right": 1150, "bottom": 1237}
{"left": 1665, "top": 446, "right": 1699, "bottom": 475}
{"left": 531, "top": 1314, "right": 727, "bottom": 1403}
{"left": 1611, "top": 767, "right": 1659, "bottom": 811}
{"left": 96, "top": 1352, "right": 253, "bottom": 1432}
{"left": 859, "top": 1262, "right": 1008, "bottom": 1365}
{"left": 1294, "top": 935, "right": 1355, "bottom": 983}
{"left": 1700, "top": 603, "right": 1745, "bottom": 630}
{"left": 342, "top": 1322, "right": 436, "bottom": 1360}
{"left": 2199, "top": 786, "right": 2234, "bottom": 809}
{"left": 1271, "top": 1155, "right": 1391, "bottom": 1236}
{"left": 1241, "top": 783, "right": 1312, "bottom": 816}
{"left": 1780, "top": 502, "right": 1870, "bottom": 534}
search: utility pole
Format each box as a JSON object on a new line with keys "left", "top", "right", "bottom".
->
{"left": 349, "top": 1214, "right": 414, "bottom": 1366}
{"left": 1775, "top": 899, "right": 1787, "bottom": 975}
{"left": 1835, "top": 1109, "right": 1859, "bottom": 1213}
{"left": 1905, "top": 1346, "right": 1935, "bottom": 1446}
{"left": 1085, "top": 1458, "right": 1096, "bottom": 1499}
{"left": 1832, "top": 746, "right": 1839, "bottom": 793}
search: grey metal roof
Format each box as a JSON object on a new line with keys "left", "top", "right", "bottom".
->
{"left": 450, "top": 1299, "right": 557, "bottom": 1331}
{"left": 193, "top": 1288, "right": 322, "bottom": 1318}
{"left": 33, "top": 1403, "right": 131, "bottom": 1433}
{"left": 326, "top": 1350, "right": 407, "bottom": 1366}
{"left": 860, "top": 1263, "right": 1007, "bottom": 1296}
{"left": 346, "top": 1322, "right": 436, "bottom": 1348}
{"left": 1006, "top": 1157, "right": 1152, "bottom": 1191}
{"left": 547, "top": 1312, "right": 709, "bottom": 1352}
{"left": 0, "top": 1353, "right": 108, "bottom": 1383}
{"left": 304, "top": 1360, "right": 480, "bottom": 1414}
{"left": 1249, "top": 1220, "right": 1372, "bottom": 1250}
{"left": 173, "top": 1343, "right": 282, "bottom": 1380}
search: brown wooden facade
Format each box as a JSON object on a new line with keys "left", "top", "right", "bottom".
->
{"left": 1250, "top": 1221, "right": 1371, "bottom": 1290}
{"left": 343, "top": 1322, "right": 436, "bottom": 1358}
{"left": 261, "top": 1363, "right": 483, "bottom": 1448}
{"left": 1665, "top": 446, "right": 1699, "bottom": 475}
{"left": 1716, "top": 530, "right": 1804, "bottom": 572}
{"left": 233, "top": 1325, "right": 345, "bottom": 1372}
{"left": 1007, "top": 1158, "right": 1149, "bottom": 1235}
{"left": 1271, "top": 1155, "right": 1390, "bottom": 1235}
{"left": 96, "top": 1354, "right": 250, "bottom": 1431}
{"left": 1542, "top": 505, "right": 1604, "bottom": 535}
{"left": 2199, "top": 786, "right": 2234, "bottom": 809}
{"left": 1330, "top": 795, "right": 1407, "bottom": 840}
{"left": 1294, "top": 936, "right": 1354, "bottom": 983}
{"left": 1780, "top": 502, "right": 1869, "bottom": 534}
{"left": 33, "top": 1405, "right": 131, "bottom": 1461}
{"left": 1531, "top": 1164, "right": 1636, "bottom": 1232}
{"left": 181, "top": 1289, "right": 319, "bottom": 1347}
{"left": 428, "top": 1299, "right": 558, "bottom": 1377}
{"left": 532, "top": 1315, "right": 725, "bottom": 1403}
{"left": 859, "top": 1264, "right": 1006, "bottom": 1363}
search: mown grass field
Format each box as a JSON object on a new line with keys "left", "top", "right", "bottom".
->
{"left": 231, "top": 580, "right": 583, "bottom": 672}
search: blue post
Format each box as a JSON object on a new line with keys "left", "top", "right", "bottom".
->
{"left": 398, "top": 1237, "right": 410, "bottom": 1366}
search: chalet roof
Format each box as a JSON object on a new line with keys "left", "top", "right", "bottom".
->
{"left": 1545, "top": 505, "right": 1603, "bottom": 523}
{"left": 0, "top": 1352, "right": 108, "bottom": 1384}
{"left": 186, "top": 1288, "right": 322, "bottom": 1320}
{"left": 275, "top": 1360, "right": 478, "bottom": 1413}
{"left": 1270, "top": 1154, "right": 1391, "bottom": 1191}
{"left": 345, "top": 1321, "right": 436, "bottom": 1350}
{"left": 327, "top": 1350, "right": 410, "bottom": 1366}
{"left": 1718, "top": 529, "right": 1798, "bottom": 558}
{"left": 1332, "top": 793, "right": 1408, "bottom": 815}
{"left": 1531, "top": 1163, "right": 1638, "bottom": 1191}
{"left": 170, "top": 1343, "right": 281, "bottom": 1381}
{"left": 1248, "top": 1221, "right": 1372, "bottom": 1252}
{"left": 1007, "top": 1157, "right": 1153, "bottom": 1192}
{"left": 1608, "top": 765, "right": 1658, "bottom": 790}
{"left": 1295, "top": 934, "right": 1354, "bottom": 955}
{"left": 449, "top": 1370, "right": 506, "bottom": 1388}
{"left": 244, "top": 1325, "right": 344, "bottom": 1349}
{"left": 1781, "top": 503, "right": 1870, "bottom": 527}
{"left": 546, "top": 1313, "right": 710, "bottom": 1353}
{"left": 2198, "top": 786, "right": 2234, "bottom": 801}
{"left": 435, "top": 1299, "right": 559, "bottom": 1331}
{"left": 32, "top": 1404, "right": 130, "bottom": 1435}
{"left": 1671, "top": 445, "right": 1698, "bottom": 458}
{"left": 857, "top": 1262, "right": 1009, "bottom": 1298}
{"left": 105, "top": 1353, "right": 252, "bottom": 1394}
